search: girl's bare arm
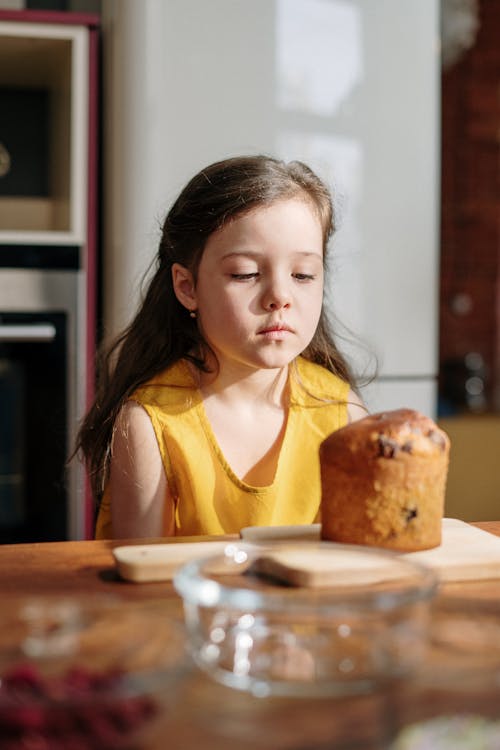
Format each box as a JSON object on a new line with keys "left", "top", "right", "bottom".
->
{"left": 109, "top": 401, "right": 175, "bottom": 538}
{"left": 347, "top": 388, "right": 368, "bottom": 423}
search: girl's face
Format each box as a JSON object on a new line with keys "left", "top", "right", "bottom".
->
{"left": 174, "top": 197, "right": 325, "bottom": 374}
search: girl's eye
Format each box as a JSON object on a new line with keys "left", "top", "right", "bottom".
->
{"left": 293, "top": 273, "right": 316, "bottom": 281}
{"left": 230, "top": 272, "right": 259, "bottom": 281}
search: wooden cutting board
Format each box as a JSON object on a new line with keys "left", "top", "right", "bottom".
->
{"left": 113, "top": 540, "right": 231, "bottom": 583}
{"left": 241, "top": 518, "right": 500, "bottom": 583}
{"left": 405, "top": 518, "right": 500, "bottom": 581}
{"left": 113, "top": 519, "right": 500, "bottom": 584}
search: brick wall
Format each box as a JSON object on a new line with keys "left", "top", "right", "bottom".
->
{"left": 439, "top": 0, "right": 500, "bottom": 413}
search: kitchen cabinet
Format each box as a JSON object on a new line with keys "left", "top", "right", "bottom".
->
{"left": 0, "top": 9, "right": 99, "bottom": 541}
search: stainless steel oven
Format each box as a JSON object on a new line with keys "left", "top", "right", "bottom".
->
{"left": 0, "top": 268, "right": 85, "bottom": 542}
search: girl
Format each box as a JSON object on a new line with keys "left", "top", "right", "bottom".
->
{"left": 76, "top": 155, "right": 367, "bottom": 539}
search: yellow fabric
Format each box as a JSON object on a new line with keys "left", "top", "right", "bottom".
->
{"left": 95, "top": 356, "right": 349, "bottom": 538}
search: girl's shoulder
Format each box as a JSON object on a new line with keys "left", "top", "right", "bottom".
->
{"left": 131, "top": 359, "right": 196, "bottom": 408}
{"left": 293, "top": 356, "right": 350, "bottom": 404}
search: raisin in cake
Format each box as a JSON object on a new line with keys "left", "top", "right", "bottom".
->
{"left": 319, "top": 409, "right": 450, "bottom": 551}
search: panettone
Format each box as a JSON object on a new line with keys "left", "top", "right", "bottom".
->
{"left": 320, "top": 409, "right": 450, "bottom": 551}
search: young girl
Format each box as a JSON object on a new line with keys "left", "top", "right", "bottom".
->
{"left": 76, "top": 155, "right": 366, "bottom": 539}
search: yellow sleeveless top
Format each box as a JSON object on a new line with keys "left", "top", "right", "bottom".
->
{"left": 95, "top": 356, "right": 349, "bottom": 538}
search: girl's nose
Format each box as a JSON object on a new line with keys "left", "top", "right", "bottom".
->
{"left": 261, "top": 278, "right": 291, "bottom": 311}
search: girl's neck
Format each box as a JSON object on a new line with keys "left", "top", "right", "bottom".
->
{"left": 192, "top": 359, "right": 291, "bottom": 486}
{"left": 190, "top": 358, "right": 290, "bottom": 409}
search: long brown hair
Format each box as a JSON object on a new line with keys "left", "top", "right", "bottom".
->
{"left": 76, "top": 155, "right": 357, "bottom": 502}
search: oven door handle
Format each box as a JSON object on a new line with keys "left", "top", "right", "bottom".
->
{"left": 0, "top": 324, "right": 57, "bottom": 343}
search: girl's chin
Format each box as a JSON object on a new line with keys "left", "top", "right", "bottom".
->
{"left": 249, "top": 347, "right": 303, "bottom": 370}
{"left": 210, "top": 340, "right": 309, "bottom": 372}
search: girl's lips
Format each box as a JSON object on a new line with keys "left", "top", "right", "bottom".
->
{"left": 258, "top": 324, "right": 293, "bottom": 334}
{"left": 258, "top": 324, "right": 293, "bottom": 340}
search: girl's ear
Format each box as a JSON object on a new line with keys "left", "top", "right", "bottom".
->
{"left": 172, "top": 263, "right": 197, "bottom": 312}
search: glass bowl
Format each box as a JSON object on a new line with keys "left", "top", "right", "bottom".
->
{"left": 173, "top": 540, "right": 437, "bottom": 698}
{"left": 0, "top": 594, "right": 189, "bottom": 750}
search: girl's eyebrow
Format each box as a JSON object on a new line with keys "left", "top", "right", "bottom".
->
{"left": 221, "top": 250, "right": 322, "bottom": 259}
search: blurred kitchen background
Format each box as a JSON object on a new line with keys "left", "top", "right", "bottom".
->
{"left": 0, "top": 0, "right": 498, "bottom": 541}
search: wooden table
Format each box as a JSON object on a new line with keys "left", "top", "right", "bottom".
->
{"left": 0, "top": 522, "right": 499, "bottom": 749}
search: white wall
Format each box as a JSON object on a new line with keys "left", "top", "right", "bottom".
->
{"left": 101, "top": 0, "right": 277, "bottom": 338}
{"left": 102, "top": 0, "right": 440, "bottom": 412}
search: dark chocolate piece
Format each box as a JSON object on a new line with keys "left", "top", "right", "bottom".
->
{"left": 377, "top": 435, "right": 399, "bottom": 458}
{"left": 403, "top": 507, "right": 418, "bottom": 523}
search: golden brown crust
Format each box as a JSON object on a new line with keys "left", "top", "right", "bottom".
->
{"left": 320, "top": 409, "right": 450, "bottom": 551}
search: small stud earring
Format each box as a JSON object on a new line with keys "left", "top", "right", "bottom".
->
{"left": 189, "top": 310, "right": 197, "bottom": 319}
